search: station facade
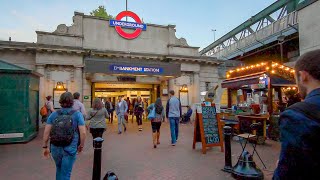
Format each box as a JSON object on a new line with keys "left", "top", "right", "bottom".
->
{"left": 0, "top": 11, "right": 222, "bottom": 112}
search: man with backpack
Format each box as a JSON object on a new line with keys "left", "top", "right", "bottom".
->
{"left": 42, "top": 92, "right": 86, "bottom": 180}
{"left": 273, "top": 49, "right": 320, "bottom": 179}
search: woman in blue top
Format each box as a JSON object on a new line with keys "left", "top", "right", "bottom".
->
{"left": 147, "top": 98, "right": 165, "bottom": 148}
{"left": 42, "top": 92, "right": 86, "bottom": 180}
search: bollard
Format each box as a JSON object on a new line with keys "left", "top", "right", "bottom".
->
{"left": 222, "top": 126, "right": 233, "bottom": 173}
{"left": 92, "top": 137, "right": 104, "bottom": 180}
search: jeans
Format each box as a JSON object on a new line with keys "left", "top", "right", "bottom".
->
{"left": 117, "top": 115, "right": 126, "bottom": 132}
{"left": 136, "top": 113, "right": 143, "bottom": 126}
{"left": 108, "top": 110, "right": 113, "bottom": 123}
{"left": 51, "top": 147, "right": 77, "bottom": 180}
{"left": 169, "top": 117, "right": 179, "bottom": 144}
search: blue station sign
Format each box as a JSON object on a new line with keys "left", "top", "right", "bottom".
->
{"left": 109, "top": 20, "right": 147, "bottom": 31}
{"left": 110, "top": 65, "right": 163, "bottom": 74}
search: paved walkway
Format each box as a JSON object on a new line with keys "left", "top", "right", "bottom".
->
{"left": 0, "top": 121, "right": 280, "bottom": 180}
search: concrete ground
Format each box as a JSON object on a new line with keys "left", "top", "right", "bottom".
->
{"left": 0, "top": 120, "right": 280, "bottom": 180}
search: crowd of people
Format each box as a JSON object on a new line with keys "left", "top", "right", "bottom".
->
{"left": 41, "top": 89, "right": 191, "bottom": 179}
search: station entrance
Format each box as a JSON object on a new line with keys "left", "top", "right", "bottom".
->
{"left": 92, "top": 82, "right": 161, "bottom": 123}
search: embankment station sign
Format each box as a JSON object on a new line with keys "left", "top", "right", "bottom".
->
{"left": 110, "top": 11, "right": 147, "bottom": 39}
{"left": 110, "top": 65, "right": 163, "bottom": 74}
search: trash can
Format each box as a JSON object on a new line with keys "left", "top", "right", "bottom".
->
{"left": 0, "top": 60, "right": 40, "bottom": 143}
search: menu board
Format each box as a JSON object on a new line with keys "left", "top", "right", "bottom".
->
{"left": 193, "top": 103, "right": 224, "bottom": 154}
{"left": 202, "top": 106, "right": 220, "bottom": 144}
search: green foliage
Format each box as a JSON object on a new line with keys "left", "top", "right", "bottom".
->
{"left": 90, "top": 6, "right": 114, "bottom": 19}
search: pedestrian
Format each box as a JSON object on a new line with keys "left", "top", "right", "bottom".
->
{"left": 72, "top": 92, "right": 87, "bottom": 118}
{"left": 180, "top": 105, "right": 193, "bottom": 124}
{"left": 147, "top": 98, "right": 165, "bottom": 148}
{"left": 125, "top": 97, "right": 131, "bottom": 122}
{"left": 41, "top": 95, "right": 55, "bottom": 123}
{"left": 166, "top": 90, "right": 182, "bottom": 146}
{"left": 105, "top": 97, "right": 114, "bottom": 123}
{"left": 273, "top": 49, "right": 320, "bottom": 180}
{"left": 134, "top": 96, "right": 144, "bottom": 131}
{"left": 87, "top": 98, "right": 109, "bottom": 144}
{"left": 42, "top": 92, "right": 86, "bottom": 180}
{"left": 115, "top": 96, "right": 128, "bottom": 134}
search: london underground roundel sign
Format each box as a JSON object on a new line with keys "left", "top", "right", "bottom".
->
{"left": 109, "top": 11, "right": 147, "bottom": 40}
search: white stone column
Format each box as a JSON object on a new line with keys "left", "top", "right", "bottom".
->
{"left": 74, "top": 67, "right": 83, "bottom": 98}
{"left": 36, "top": 65, "right": 45, "bottom": 105}
{"left": 193, "top": 72, "right": 200, "bottom": 103}
{"left": 36, "top": 64, "right": 45, "bottom": 126}
{"left": 82, "top": 72, "right": 92, "bottom": 109}
{"left": 168, "top": 79, "right": 175, "bottom": 92}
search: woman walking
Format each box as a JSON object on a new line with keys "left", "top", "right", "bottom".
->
{"left": 148, "top": 98, "right": 165, "bottom": 148}
{"left": 87, "top": 98, "right": 109, "bottom": 143}
{"left": 134, "top": 96, "right": 144, "bottom": 131}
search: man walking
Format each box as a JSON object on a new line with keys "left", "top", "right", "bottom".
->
{"left": 166, "top": 90, "right": 182, "bottom": 146}
{"left": 105, "top": 98, "right": 114, "bottom": 123}
{"left": 72, "top": 92, "right": 87, "bottom": 118}
{"left": 116, "top": 96, "right": 128, "bottom": 134}
{"left": 273, "top": 49, "right": 320, "bottom": 179}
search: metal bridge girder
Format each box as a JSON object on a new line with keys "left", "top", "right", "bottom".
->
{"left": 200, "top": 0, "right": 299, "bottom": 55}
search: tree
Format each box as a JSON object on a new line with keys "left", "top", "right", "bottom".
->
{"left": 90, "top": 6, "right": 114, "bottom": 19}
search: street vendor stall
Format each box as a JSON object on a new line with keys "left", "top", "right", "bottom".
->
{"left": 222, "top": 61, "right": 296, "bottom": 114}
{"left": 220, "top": 61, "right": 297, "bottom": 142}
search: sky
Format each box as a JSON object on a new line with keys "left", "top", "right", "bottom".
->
{"left": 0, "top": 0, "right": 276, "bottom": 49}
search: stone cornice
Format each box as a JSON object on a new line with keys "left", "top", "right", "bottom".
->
{"left": 0, "top": 41, "right": 223, "bottom": 64}
{"left": 36, "top": 31, "right": 83, "bottom": 38}
{"left": 168, "top": 44, "right": 199, "bottom": 49}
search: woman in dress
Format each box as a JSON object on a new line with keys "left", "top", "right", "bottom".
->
{"left": 147, "top": 98, "right": 165, "bottom": 148}
{"left": 87, "top": 98, "right": 109, "bottom": 144}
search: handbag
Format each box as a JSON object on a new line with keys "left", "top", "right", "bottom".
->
{"left": 147, "top": 105, "right": 156, "bottom": 120}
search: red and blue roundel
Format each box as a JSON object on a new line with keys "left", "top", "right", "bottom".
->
{"left": 109, "top": 11, "right": 147, "bottom": 39}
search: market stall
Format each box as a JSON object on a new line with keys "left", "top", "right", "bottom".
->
{"left": 220, "top": 61, "right": 298, "bottom": 142}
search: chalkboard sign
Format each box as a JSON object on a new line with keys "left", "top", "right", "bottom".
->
{"left": 193, "top": 102, "right": 224, "bottom": 154}
{"left": 202, "top": 106, "right": 220, "bottom": 144}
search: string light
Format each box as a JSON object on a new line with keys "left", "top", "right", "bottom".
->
{"left": 227, "top": 74, "right": 230, "bottom": 78}
{"left": 271, "top": 70, "right": 275, "bottom": 74}
{"left": 290, "top": 70, "right": 295, "bottom": 73}
{"left": 266, "top": 67, "right": 270, "bottom": 70}
{"left": 237, "top": 69, "right": 240, "bottom": 72}
{"left": 280, "top": 65, "right": 284, "bottom": 69}
{"left": 229, "top": 70, "right": 234, "bottom": 73}
{"left": 250, "top": 65, "right": 254, "bottom": 68}
{"left": 241, "top": 68, "right": 245, "bottom": 70}
{"left": 285, "top": 67, "right": 290, "bottom": 71}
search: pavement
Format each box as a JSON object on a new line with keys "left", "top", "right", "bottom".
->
{"left": 0, "top": 120, "right": 281, "bottom": 180}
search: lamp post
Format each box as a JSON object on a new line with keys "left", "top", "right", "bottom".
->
{"left": 211, "top": 29, "right": 217, "bottom": 42}
{"left": 126, "top": 0, "right": 128, "bottom": 21}
{"left": 277, "top": 35, "right": 285, "bottom": 63}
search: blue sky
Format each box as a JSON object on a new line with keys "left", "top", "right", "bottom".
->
{"left": 0, "top": 0, "right": 276, "bottom": 49}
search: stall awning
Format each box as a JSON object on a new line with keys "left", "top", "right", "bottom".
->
{"left": 222, "top": 73, "right": 296, "bottom": 89}
{"left": 222, "top": 75, "right": 261, "bottom": 89}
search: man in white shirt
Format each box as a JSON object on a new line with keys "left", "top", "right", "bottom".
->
{"left": 72, "top": 92, "right": 87, "bottom": 118}
{"left": 116, "top": 96, "right": 128, "bottom": 134}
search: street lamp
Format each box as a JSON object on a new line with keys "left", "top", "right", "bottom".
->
{"left": 211, "top": 29, "right": 217, "bottom": 42}
{"left": 277, "top": 35, "right": 285, "bottom": 63}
